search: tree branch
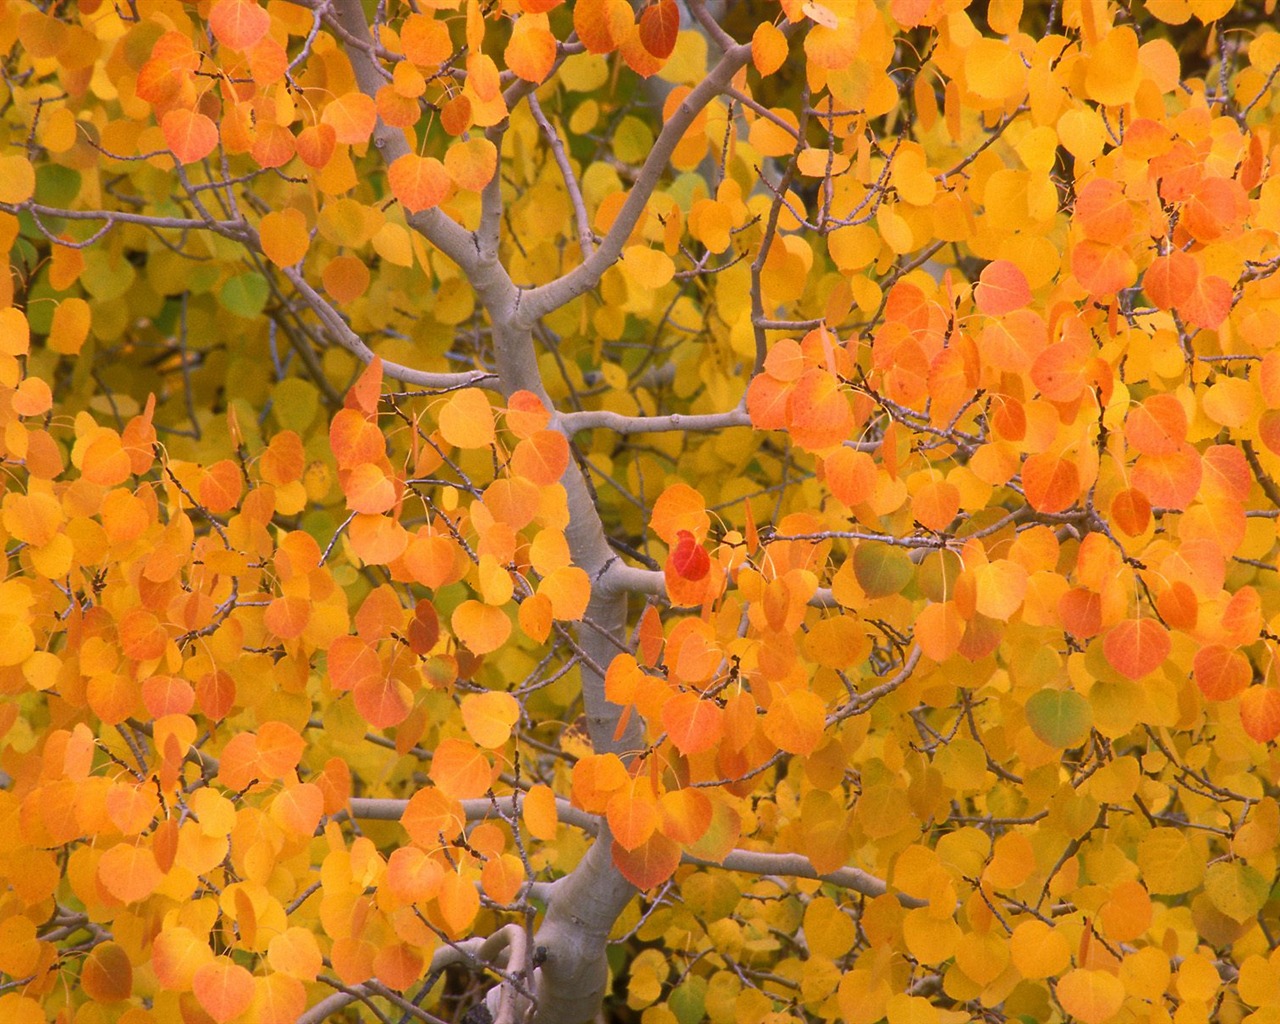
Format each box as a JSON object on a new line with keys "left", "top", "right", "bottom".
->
{"left": 557, "top": 404, "right": 750, "bottom": 436}
{"left": 517, "top": 41, "right": 753, "bottom": 322}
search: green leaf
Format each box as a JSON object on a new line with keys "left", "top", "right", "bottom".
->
{"left": 219, "top": 272, "right": 269, "bottom": 319}
{"left": 853, "top": 543, "right": 913, "bottom": 598}
{"left": 1024, "top": 689, "right": 1091, "bottom": 748}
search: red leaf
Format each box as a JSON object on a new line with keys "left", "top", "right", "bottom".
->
{"left": 638, "top": 0, "right": 679, "bottom": 59}
{"left": 670, "top": 530, "right": 710, "bottom": 581}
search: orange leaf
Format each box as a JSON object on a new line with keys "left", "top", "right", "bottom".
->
{"left": 661, "top": 691, "right": 723, "bottom": 755}
{"left": 975, "top": 260, "right": 1031, "bottom": 316}
{"left": 608, "top": 778, "right": 660, "bottom": 851}
{"left": 1241, "top": 687, "right": 1280, "bottom": 743}
{"left": 612, "top": 830, "right": 681, "bottom": 888}
{"left": 162, "top": 109, "right": 219, "bottom": 164}
{"left": 403, "top": 787, "right": 465, "bottom": 846}
{"left": 510, "top": 430, "right": 569, "bottom": 485}
{"left": 506, "top": 15, "right": 557, "bottom": 82}
{"left": 385, "top": 846, "right": 445, "bottom": 903}
{"left": 762, "top": 689, "right": 826, "bottom": 755}
{"left": 1021, "top": 451, "right": 1080, "bottom": 514}
{"left": 1178, "top": 273, "right": 1233, "bottom": 330}
{"left": 342, "top": 463, "right": 399, "bottom": 515}
{"left": 482, "top": 853, "right": 526, "bottom": 904}
{"left": 1071, "top": 240, "right": 1136, "bottom": 296}
{"left": 353, "top": 673, "right": 413, "bottom": 728}
{"left": 658, "top": 787, "right": 712, "bottom": 844}
{"left": 1103, "top": 618, "right": 1171, "bottom": 680}
{"left": 651, "top": 483, "right": 710, "bottom": 544}
{"left": 452, "top": 600, "right": 512, "bottom": 655}
{"left": 321, "top": 92, "right": 376, "bottom": 144}
{"left": 82, "top": 941, "right": 133, "bottom": 1002}
{"left": 209, "top": 0, "right": 270, "bottom": 50}
{"left": 430, "top": 737, "right": 494, "bottom": 799}
{"left": 522, "top": 784, "right": 558, "bottom": 840}
{"left": 1125, "top": 395, "right": 1186, "bottom": 455}
{"left": 1195, "top": 644, "right": 1252, "bottom": 702}
{"left": 752, "top": 22, "right": 788, "bottom": 75}
{"left": 388, "top": 154, "right": 451, "bottom": 213}
{"left": 574, "top": 0, "right": 617, "bottom": 53}
{"left": 437, "top": 868, "right": 481, "bottom": 935}
{"left": 193, "top": 958, "right": 255, "bottom": 1024}
{"left": 1143, "top": 249, "right": 1197, "bottom": 310}
{"left": 445, "top": 137, "right": 498, "bottom": 191}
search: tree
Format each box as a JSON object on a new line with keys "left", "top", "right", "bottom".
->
{"left": 3, "top": 0, "right": 1280, "bottom": 1021}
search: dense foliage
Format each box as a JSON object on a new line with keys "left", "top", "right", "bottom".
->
{"left": 4, "top": 1, "right": 1280, "bottom": 1022}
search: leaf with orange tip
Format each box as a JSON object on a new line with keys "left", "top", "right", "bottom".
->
{"left": 152, "top": 927, "right": 213, "bottom": 990}
{"left": 574, "top": 0, "right": 618, "bottom": 53}
{"left": 612, "top": 830, "right": 681, "bottom": 889}
{"left": 162, "top": 109, "right": 219, "bottom": 164}
{"left": 1103, "top": 618, "right": 1171, "bottom": 680}
{"left": 271, "top": 782, "right": 324, "bottom": 837}
{"left": 788, "top": 369, "right": 852, "bottom": 451}
{"left": 99, "top": 842, "right": 163, "bottom": 903}
{"left": 295, "top": 123, "right": 336, "bottom": 168}
{"left": 1071, "top": 240, "right": 1136, "bottom": 296}
{"left": 1055, "top": 969, "right": 1125, "bottom": 1024}
{"left": 658, "top": 788, "right": 712, "bottom": 845}
{"left": 1178, "top": 273, "right": 1233, "bottom": 330}
{"left": 1241, "top": 687, "right": 1280, "bottom": 743}
{"left": 571, "top": 753, "right": 629, "bottom": 813}
{"left": 193, "top": 958, "right": 254, "bottom": 1024}
{"left": 975, "top": 260, "right": 1030, "bottom": 316}
{"left": 388, "top": 154, "right": 450, "bottom": 213}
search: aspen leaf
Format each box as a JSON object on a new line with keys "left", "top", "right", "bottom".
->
{"left": 1103, "top": 618, "right": 1170, "bottom": 680}
{"left": 162, "top": 109, "right": 219, "bottom": 164}
{"left": 1056, "top": 969, "right": 1125, "bottom": 1024}
{"left": 612, "top": 830, "right": 681, "bottom": 889}
{"left": 752, "top": 22, "right": 788, "bottom": 75}
{"left": 662, "top": 691, "right": 723, "bottom": 755}
{"left": 0, "top": 155, "right": 35, "bottom": 204}
{"left": 461, "top": 691, "right": 520, "bottom": 748}
{"left": 452, "top": 600, "right": 511, "bottom": 655}
{"left": 403, "top": 787, "right": 465, "bottom": 846}
{"left": 388, "top": 154, "right": 451, "bottom": 212}
{"left": 193, "top": 958, "right": 255, "bottom": 1024}
{"left": 430, "top": 737, "right": 494, "bottom": 798}
{"left": 385, "top": 846, "right": 444, "bottom": 903}
{"left": 1021, "top": 451, "right": 1080, "bottom": 514}
{"left": 1194, "top": 644, "right": 1251, "bottom": 701}
{"left": 210, "top": 0, "right": 270, "bottom": 50}
{"left": 522, "top": 784, "right": 558, "bottom": 840}
{"left": 623, "top": 245, "right": 675, "bottom": 288}
{"left": 657, "top": 787, "right": 711, "bottom": 845}
{"left": 438, "top": 388, "right": 495, "bottom": 449}
{"left": 763, "top": 689, "right": 825, "bottom": 755}
{"left": 437, "top": 868, "right": 480, "bottom": 934}
{"left": 638, "top": 0, "right": 678, "bottom": 59}
{"left": 1240, "top": 686, "right": 1280, "bottom": 743}
{"left": 1025, "top": 689, "right": 1091, "bottom": 748}
{"left": 295, "top": 123, "right": 336, "bottom": 168}
{"left": 975, "top": 260, "right": 1031, "bottom": 315}
{"left": 506, "top": 15, "right": 558, "bottom": 82}
{"left": 482, "top": 853, "right": 526, "bottom": 904}
{"left": 1009, "top": 920, "right": 1070, "bottom": 978}
{"left": 353, "top": 673, "right": 413, "bottom": 728}
{"left": 1137, "top": 828, "right": 1203, "bottom": 894}
{"left": 445, "top": 137, "right": 498, "bottom": 191}
{"left": 81, "top": 941, "right": 133, "bottom": 1002}
{"left": 511, "top": 430, "right": 570, "bottom": 485}
{"left": 321, "top": 93, "right": 376, "bottom": 144}
{"left": 608, "top": 778, "right": 660, "bottom": 850}
{"left": 98, "top": 843, "right": 163, "bottom": 903}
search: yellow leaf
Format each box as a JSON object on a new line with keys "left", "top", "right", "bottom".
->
{"left": 622, "top": 245, "right": 675, "bottom": 288}
{"left": 461, "top": 691, "right": 520, "bottom": 749}
{"left": 259, "top": 209, "right": 310, "bottom": 267}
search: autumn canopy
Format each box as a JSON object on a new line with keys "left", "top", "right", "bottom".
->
{"left": 4, "top": 0, "right": 1280, "bottom": 1022}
